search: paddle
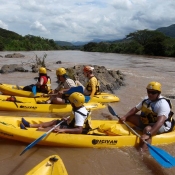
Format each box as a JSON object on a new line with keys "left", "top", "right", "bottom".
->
{"left": 20, "top": 117, "right": 69, "bottom": 156}
{"left": 65, "top": 86, "right": 83, "bottom": 95}
{"left": 85, "top": 96, "right": 90, "bottom": 103}
{"left": 32, "top": 85, "right": 37, "bottom": 96}
{"left": 65, "top": 86, "right": 90, "bottom": 102}
{"left": 107, "top": 104, "right": 175, "bottom": 168}
{"left": 40, "top": 86, "right": 84, "bottom": 97}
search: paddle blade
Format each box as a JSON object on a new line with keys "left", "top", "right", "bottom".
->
{"left": 108, "top": 104, "right": 175, "bottom": 168}
{"left": 19, "top": 119, "right": 66, "bottom": 156}
{"left": 148, "top": 144, "right": 175, "bottom": 168}
{"left": 20, "top": 133, "right": 46, "bottom": 156}
{"left": 108, "top": 104, "right": 120, "bottom": 119}
{"left": 65, "top": 86, "right": 83, "bottom": 95}
{"left": 32, "top": 86, "right": 37, "bottom": 96}
{"left": 85, "top": 96, "right": 90, "bottom": 103}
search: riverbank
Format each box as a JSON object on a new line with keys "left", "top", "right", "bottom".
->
{"left": 0, "top": 50, "right": 175, "bottom": 175}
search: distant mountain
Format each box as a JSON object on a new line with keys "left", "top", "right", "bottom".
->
{"left": 54, "top": 41, "right": 73, "bottom": 46}
{"left": 156, "top": 24, "right": 175, "bottom": 38}
{"left": 72, "top": 38, "right": 119, "bottom": 46}
{"left": 71, "top": 41, "right": 88, "bottom": 46}
{"left": 72, "top": 24, "right": 175, "bottom": 46}
{"left": 71, "top": 39, "right": 101, "bottom": 46}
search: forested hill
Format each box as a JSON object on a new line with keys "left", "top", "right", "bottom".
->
{"left": 156, "top": 24, "right": 175, "bottom": 38}
{"left": 0, "top": 28, "right": 63, "bottom": 51}
{"left": 55, "top": 41, "right": 73, "bottom": 46}
{"left": 0, "top": 28, "right": 21, "bottom": 39}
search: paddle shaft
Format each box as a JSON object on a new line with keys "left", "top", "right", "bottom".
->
{"left": 42, "top": 86, "right": 83, "bottom": 96}
{"left": 107, "top": 104, "right": 174, "bottom": 167}
{"left": 123, "top": 116, "right": 174, "bottom": 166}
{"left": 115, "top": 114, "right": 143, "bottom": 139}
{"left": 20, "top": 116, "right": 70, "bottom": 156}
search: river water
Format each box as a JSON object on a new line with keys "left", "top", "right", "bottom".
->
{"left": 0, "top": 51, "right": 175, "bottom": 175}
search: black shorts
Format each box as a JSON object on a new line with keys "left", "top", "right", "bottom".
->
{"left": 56, "top": 120, "right": 69, "bottom": 128}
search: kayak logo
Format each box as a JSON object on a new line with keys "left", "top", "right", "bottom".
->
{"left": 92, "top": 139, "right": 117, "bottom": 145}
{"left": 0, "top": 131, "right": 13, "bottom": 137}
{"left": 20, "top": 105, "right": 37, "bottom": 109}
{"left": 102, "top": 96, "right": 109, "bottom": 99}
{"left": 88, "top": 104, "right": 98, "bottom": 108}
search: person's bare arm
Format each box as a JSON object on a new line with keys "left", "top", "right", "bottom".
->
{"left": 55, "top": 126, "right": 83, "bottom": 134}
{"left": 120, "top": 107, "right": 139, "bottom": 122}
{"left": 36, "top": 77, "right": 44, "bottom": 87}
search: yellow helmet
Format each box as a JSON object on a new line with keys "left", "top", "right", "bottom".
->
{"left": 39, "top": 67, "right": 47, "bottom": 74}
{"left": 69, "top": 92, "right": 85, "bottom": 107}
{"left": 56, "top": 68, "right": 66, "bottom": 76}
{"left": 146, "top": 81, "right": 161, "bottom": 92}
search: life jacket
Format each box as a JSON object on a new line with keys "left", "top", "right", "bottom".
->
{"left": 38, "top": 75, "right": 51, "bottom": 92}
{"left": 68, "top": 107, "right": 92, "bottom": 131}
{"left": 85, "top": 76, "right": 100, "bottom": 94}
{"left": 140, "top": 97, "right": 174, "bottom": 131}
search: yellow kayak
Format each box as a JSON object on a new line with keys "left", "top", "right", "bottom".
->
{"left": 89, "top": 92, "right": 120, "bottom": 103}
{"left": 0, "top": 94, "right": 49, "bottom": 103}
{"left": 0, "top": 100, "right": 105, "bottom": 113}
{"left": 26, "top": 155, "right": 68, "bottom": 175}
{"left": 0, "top": 116, "right": 175, "bottom": 148}
{"left": 0, "top": 83, "right": 43, "bottom": 97}
{"left": 0, "top": 83, "right": 120, "bottom": 103}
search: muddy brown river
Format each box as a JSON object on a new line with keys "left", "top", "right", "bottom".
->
{"left": 0, "top": 51, "right": 175, "bottom": 175}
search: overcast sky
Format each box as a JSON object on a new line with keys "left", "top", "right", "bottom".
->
{"left": 0, "top": 0, "right": 175, "bottom": 42}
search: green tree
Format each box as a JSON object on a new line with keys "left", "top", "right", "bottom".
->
{"left": 126, "top": 30, "right": 167, "bottom": 56}
{"left": 83, "top": 42, "right": 98, "bottom": 52}
{"left": 0, "top": 40, "right": 5, "bottom": 51}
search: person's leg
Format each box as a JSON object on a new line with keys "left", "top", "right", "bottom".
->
{"left": 30, "top": 120, "right": 57, "bottom": 128}
{"left": 22, "top": 118, "right": 57, "bottom": 128}
{"left": 38, "top": 96, "right": 55, "bottom": 104}
{"left": 51, "top": 97, "right": 66, "bottom": 104}
{"left": 44, "top": 96, "right": 54, "bottom": 104}
{"left": 23, "top": 85, "right": 33, "bottom": 92}
{"left": 140, "top": 125, "right": 152, "bottom": 151}
{"left": 36, "top": 126, "right": 56, "bottom": 131}
{"left": 36, "top": 120, "right": 64, "bottom": 131}
{"left": 125, "top": 114, "right": 150, "bottom": 152}
{"left": 126, "top": 114, "right": 144, "bottom": 128}
{"left": 140, "top": 123, "right": 165, "bottom": 152}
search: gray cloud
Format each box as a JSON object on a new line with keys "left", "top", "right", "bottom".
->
{"left": 0, "top": 0, "right": 175, "bottom": 42}
{"left": 0, "top": 20, "right": 8, "bottom": 29}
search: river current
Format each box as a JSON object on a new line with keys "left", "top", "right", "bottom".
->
{"left": 0, "top": 50, "right": 175, "bottom": 175}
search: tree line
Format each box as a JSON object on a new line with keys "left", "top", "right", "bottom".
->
{"left": 0, "top": 28, "right": 63, "bottom": 51}
{"left": 82, "top": 30, "right": 175, "bottom": 57}
{"left": 1, "top": 27, "right": 175, "bottom": 57}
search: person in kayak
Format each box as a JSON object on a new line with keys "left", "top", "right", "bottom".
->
{"left": 23, "top": 67, "right": 51, "bottom": 94}
{"left": 20, "top": 92, "right": 91, "bottom": 134}
{"left": 120, "top": 81, "right": 174, "bottom": 152}
{"left": 37, "top": 67, "right": 76, "bottom": 104}
{"left": 75, "top": 65, "right": 100, "bottom": 99}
